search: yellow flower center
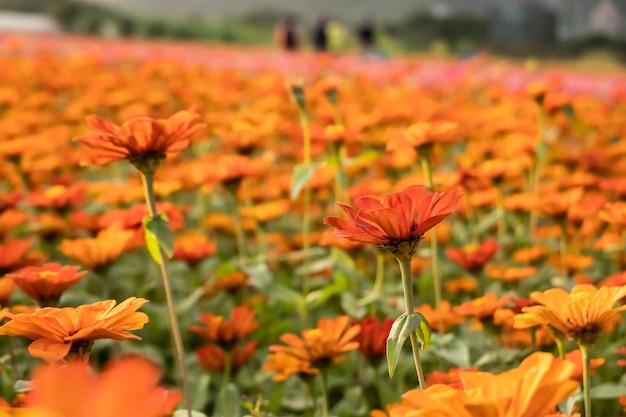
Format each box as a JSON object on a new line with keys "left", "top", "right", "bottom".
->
{"left": 303, "top": 329, "right": 323, "bottom": 341}
{"left": 39, "top": 271, "right": 59, "bottom": 278}
{"left": 45, "top": 185, "right": 67, "bottom": 198}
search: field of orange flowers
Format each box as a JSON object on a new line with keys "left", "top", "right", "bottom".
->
{"left": 2, "top": 33, "right": 626, "bottom": 417}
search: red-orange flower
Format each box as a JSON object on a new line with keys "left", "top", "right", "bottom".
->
{"left": 7, "top": 263, "right": 87, "bottom": 306}
{"left": 446, "top": 238, "right": 498, "bottom": 274}
{"left": 190, "top": 305, "right": 258, "bottom": 348}
{"left": 352, "top": 317, "right": 393, "bottom": 361}
{"left": 25, "top": 356, "right": 180, "bottom": 417}
{"left": 74, "top": 109, "right": 205, "bottom": 166}
{"left": 455, "top": 293, "right": 512, "bottom": 322}
{"left": 0, "top": 239, "right": 32, "bottom": 274}
{"left": 196, "top": 341, "right": 257, "bottom": 374}
{"left": 0, "top": 297, "right": 149, "bottom": 362}
{"left": 323, "top": 185, "right": 463, "bottom": 254}
{"left": 172, "top": 231, "right": 216, "bottom": 264}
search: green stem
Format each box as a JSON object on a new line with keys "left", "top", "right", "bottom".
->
{"left": 320, "top": 370, "right": 330, "bottom": 417}
{"left": 555, "top": 337, "right": 565, "bottom": 360}
{"left": 228, "top": 191, "right": 247, "bottom": 265}
{"left": 372, "top": 251, "right": 385, "bottom": 299}
{"left": 219, "top": 350, "right": 233, "bottom": 417}
{"left": 398, "top": 255, "right": 427, "bottom": 390}
{"left": 420, "top": 157, "right": 444, "bottom": 337}
{"left": 300, "top": 110, "right": 312, "bottom": 321}
{"left": 141, "top": 172, "right": 192, "bottom": 417}
{"left": 580, "top": 344, "right": 592, "bottom": 417}
{"left": 495, "top": 183, "right": 507, "bottom": 251}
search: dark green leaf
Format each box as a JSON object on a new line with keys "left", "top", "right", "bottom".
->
{"left": 143, "top": 214, "right": 174, "bottom": 258}
{"left": 386, "top": 312, "right": 431, "bottom": 378}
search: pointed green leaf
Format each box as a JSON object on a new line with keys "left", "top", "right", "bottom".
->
{"left": 143, "top": 214, "right": 174, "bottom": 258}
{"left": 386, "top": 312, "right": 431, "bottom": 378}
{"left": 290, "top": 163, "right": 316, "bottom": 200}
{"left": 143, "top": 224, "right": 163, "bottom": 265}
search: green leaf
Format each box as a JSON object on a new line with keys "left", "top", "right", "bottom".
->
{"left": 143, "top": 223, "right": 162, "bottom": 265}
{"left": 215, "top": 383, "right": 241, "bottom": 417}
{"left": 175, "top": 287, "right": 204, "bottom": 315}
{"left": 143, "top": 214, "right": 174, "bottom": 264}
{"left": 386, "top": 312, "right": 431, "bottom": 378}
{"left": 290, "top": 163, "right": 316, "bottom": 200}
{"left": 589, "top": 383, "right": 626, "bottom": 399}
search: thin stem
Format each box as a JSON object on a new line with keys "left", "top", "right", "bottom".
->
{"left": 300, "top": 110, "right": 312, "bottom": 321}
{"left": 228, "top": 190, "right": 248, "bottom": 264}
{"left": 320, "top": 370, "right": 330, "bottom": 417}
{"left": 398, "top": 255, "right": 427, "bottom": 390}
{"left": 495, "top": 183, "right": 507, "bottom": 251}
{"left": 372, "top": 251, "right": 385, "bottom": 299}
{"left": 529, "top": 107, "right": 546, "bottom": 237}
{"left": 555, "top": 337, "right": 565, "bottom": 360}
{"left": 141, "top": 172, "right": 192, "bottom": 417}
{"left": 580, "top": 344, "right": 592, "bottom": 417}
{"left": 219, "top": 350, "right": 233, "bottom": 417}
{"left": 420, "top": 157, "right": 444, "bottom": 336}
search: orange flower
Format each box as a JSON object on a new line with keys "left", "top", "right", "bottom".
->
{"left": 455, "top": 293, "right": 512, "bottom": 322}
{"left": 486, "top": 265, "right": 537, "bottom": 282}
{"left": 323, "top": 185, "right": 462, "bottom": 255}
{"left": 599, "top": 201, "right": 626, "bottom": 231}
{"left": 25, "top": 356, "right": 180, "bottom": 417}
{"left": 446, "top": 239, "right": 498, "bottom": 274}
{"left": 387, "top": 352, "right": 577, "bottom": 417}
{"left": 263, "top": 316, "right": 360, "bottom": 381}
{"left": 387, "top": 121, "right": 460, "bottom": 152}
{"left": 444, "top": 276, "right": 477, "bottom": 294}
{"left": 415, "top": 301, "right": 465, "bottom": 333}
{"left": 352, "top": 317, "right": 393, "bottom": 362}
{"left": 74, "top": 109, "right": 205, "bottom": 166}
{"left": 196, "top": 341, "right": 257, "bottom": 374}
{"left": 29, "top": 183, "right": 87, "bottom": 209}
{"left": 426, "top": 367, "right": 477, "bottom": 390}
{"left": 514, "top": 285, "right": 626, "bottom": 345}
{"left": 190, "top": 305, "right": 258, "bottom": 348}
{"left": 512, "top": 245, "right": 549, "bottom": 264}
{"left": 7, "top": 263, "right": 86, "bottom": 306}
{"left": 0, "top": 209, "right": 28, "bottom": 237}
{"left": 0, "top": 277, "right": 16, "bottom": 305}
{"left": 558, "top": 349, "right": 604, "bottom": 382}
{"left": 0, "top": 239, "right": 32, "bottom": 274}
{"left": 0, "top": 297, "right": 149, "bottom": 362}
{"left": 59, "top": 226, "right": 134, "bottom": 271}
{"left": 172, "top": 231, "right": 216, "bottom": 264}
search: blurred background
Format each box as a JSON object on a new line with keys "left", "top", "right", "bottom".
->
{"left": 0, "top": 0, "right": 624, "bottom": 64}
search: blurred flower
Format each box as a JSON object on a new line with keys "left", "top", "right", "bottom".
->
{"left": 196, "top": 341, "right": 256, "bottom": 374}
{"left": 514, "top": 285, "right": 626, "bottom": 345}
{"left": 29, "top": 183, "right": 87, "bottom": 210}
{"left": 59, "top": 226, "right": 134, "bottom": 271}
{"left": 263, "top": 316, "right": 360, "bottom": 381}
{"left": 558, "top": 349, "right": 604, "bottom": 382}
{"left": 172, "top": 231, "right": 216, "bottom": 265}
{"left": 444, "top": 276, "right": 477, "bottom": 294}
{"left": 7, "top": 263, "right": 86, "bottom": 306}
{"left": 386, "top": 352, "right": 577, "bottom": 417}
{"left": 0, "top": 297, "right": 149, "bottom": 362}
{"left": 191, "top": 305, "right": 258, "bottom": 348}
{"left": 323, "top": 185, "right": 462, "bottom": 257}
{"left": 486, "top": 265, "right": 537, "bottom": 282}
{"left": 455, "top": 293, "right": 512, "bottom": 323}
{"left": 426, "top": 367, "right": 477, "bottom": 390}
{"left": 351, "top": 317, "right": 393, "bottom": 362}
{"left": 24, "top": 356, "right": 180, "bottom": 417}
{"left": 74, "top": 109, "right": 204, "bottom": 166}
{"left": 415, "top": 301, "right": 465, "bottom": 333}
{"left": 0, "top": 239, "right": 32, "bottom": 274}
{"left": 446, "top": 239, "right": 498, "bottom": 274}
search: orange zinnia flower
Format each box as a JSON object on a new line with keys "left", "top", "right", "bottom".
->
{"left": 25, "top": 356, "right": 180, "bottom": 417}
{"left": 263, "top": 316, "right": 360, "bottom": 381}
{"left": 0, "top": 239, "right": 32, "bottom": 274}
{"left": 415, "top": 300, "right": 465, "bottom": 333}
{"left": 387, "top": 352, "right": 577, "bottom": 417}
{"left": 59, "top": 226, "right": 134, "bottom": 271}
{"left": 7, "top": 263, "right": 86, "bottom": 306}
{"left": 190, "top": 305, "right": 258, "bottom": 348}
{"left": 455, "top": 293, "right": 512, "bottom": 322}
{"left": 74, "top": 109, "right": 205, "bottom": 166}
{"left": 323, "top": 185, "right": 462, "bottom": 256}
{"left": 514, "top": 285, "right": 626, "bottom": 345}
{"left": 446, "top": 239, "right": 498, "bottom": 274}
{"left": 196, "top": 341, "right": 257, "bottom": 374}
{"left": 172, "top": 231, "right": 216, "bottom": 265}
{"left": 0, "top": 297, "right": 149, "bottom": 362}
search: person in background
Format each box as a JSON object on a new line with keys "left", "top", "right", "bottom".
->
{"left": 311, "top": 13, "right": 329, "bottom": 52}
{"left": 356, "top": 17, "right": 377, "bottom": 55}
{"left": 274, "top": 14, "right": 300, "bottom": 52}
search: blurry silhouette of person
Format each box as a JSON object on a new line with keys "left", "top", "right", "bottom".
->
{"left": 311, "top": 14, "right": 329, "bottom": 52}
{"left": 356, "top": 17, "right": 377, "bottom": 55}
{"left": 274, "top": 15, "right": 300, "bottom": 52}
